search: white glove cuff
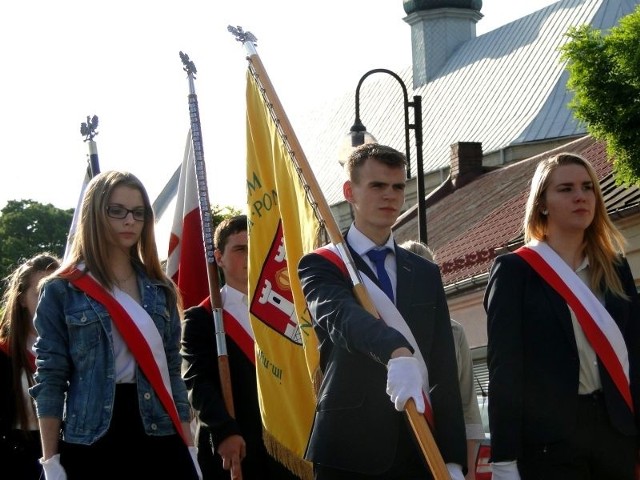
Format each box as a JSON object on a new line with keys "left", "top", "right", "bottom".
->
{"left": 446, "top": 462, "right": 464, "bottom": 480}
{"left": 491, "top": 460, "right": 520, "bottom": 480}
{"left": 387, "top": 355, "right": 418, "bottom": 368}
{"left": 39, "top": 454, "right": 61, "bottom": 465}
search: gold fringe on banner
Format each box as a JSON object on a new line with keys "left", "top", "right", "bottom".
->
{"left": 263, "top": 428, "right": 313, "bottom": 480}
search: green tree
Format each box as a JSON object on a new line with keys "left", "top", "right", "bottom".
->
{"left": 211, "top": 204, "right": 243, "bottom": 229}
{"left": 0, "top": 200, "right": 73, "bottom": 285}
{"left": 560, "top": 6, "right": 640, "bottom": 185}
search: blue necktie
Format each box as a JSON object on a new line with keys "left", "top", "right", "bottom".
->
{"left": 366, "top": 248, "right": 394, "bottom": 302}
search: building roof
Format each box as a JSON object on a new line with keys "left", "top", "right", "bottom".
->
{"left": 296, "top": 0, "right": 640, "bottom": 206}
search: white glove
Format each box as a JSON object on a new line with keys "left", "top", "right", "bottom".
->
{"left": 446, "top": 462, "right": 464, "bottom": 480}
{"left": 40, "top": 454, "right": 67, "bottom": 480}
{"left": 189, "top": 446, "right": 203, "bottom": 480}
{"left": 386, "top": 356, "right": 425, "bottom": 413}
{"left": 491, "top": 460, "right": 521, "bottom": 480}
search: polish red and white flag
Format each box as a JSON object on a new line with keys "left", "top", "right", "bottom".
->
{"left": 166, "top": 132, "right": 208, "bottom": 309}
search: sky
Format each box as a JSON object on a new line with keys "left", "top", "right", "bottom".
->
{"left": 0, "top": 0, "right": 559, "bottom": 251}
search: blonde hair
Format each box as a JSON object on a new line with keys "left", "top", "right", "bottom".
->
{"left": 59, "top": 171, "right": 178, "bottom": 305}
{"left": 400, "top": 240, "right": 434, "bottom": 262}
{"left": 523, "top": 153, "right": 626, "bottom": 297}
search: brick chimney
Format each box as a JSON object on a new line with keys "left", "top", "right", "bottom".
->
{"left": 450, "top": 141, "right": 483, "bottom": 188}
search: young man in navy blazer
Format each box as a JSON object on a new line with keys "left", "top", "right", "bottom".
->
{"left": 298, "top": 143, "right": 467, "bottom": 479}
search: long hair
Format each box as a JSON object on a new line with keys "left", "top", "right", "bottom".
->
{"left": 0, "top": 253, "right": 60, "bottom": 430}
{"left": 523, "top": 153, "right": 626, "bottom": 297}
{"left": 58, "top": 170, "right": 178, "bottom": 306}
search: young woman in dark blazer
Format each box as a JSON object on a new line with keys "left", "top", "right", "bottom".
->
{"left": 485, "top": 153, "right": 640, "bottom": 480}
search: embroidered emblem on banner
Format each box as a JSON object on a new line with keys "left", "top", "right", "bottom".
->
{"left": 250, "top": 221, "right": 302, "bottom": 345}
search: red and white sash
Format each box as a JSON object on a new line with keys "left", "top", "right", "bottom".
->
{"left": 516, "top": 240, "right": 633, "bottom": 412}
{"left": 70, "top": 270, "right": 188, "bottom": 443}
{"left": 0, "top": 341, "right": 36, "bottom": 372}
{"left": 198, "top": 296, "right": 256, "bottom": 365}
{"left": 315, "top": 245, "right": 435, "bottom": 427}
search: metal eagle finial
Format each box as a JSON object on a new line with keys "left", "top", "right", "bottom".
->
{"left": 180, "top": 51, "right": 197, "bottom": 77}
{"left": 80, "top": 115, "right": 99, "bottom": 142}
{"left": 227, "top": 25, "right": 258, "bottom": 46}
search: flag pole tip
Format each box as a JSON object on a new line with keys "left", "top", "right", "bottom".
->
{"left": 80, "top": 115, "right": 99, "bottom": 142}
{"left": 179, "top": 51, "right": 197, "bottom": 76}
{"left": 227, "top": 25, "right": 258, "bottom": 46}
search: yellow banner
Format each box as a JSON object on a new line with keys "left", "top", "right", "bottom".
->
{"left": 245, "top": 69, "right": 319, "bottom": 480}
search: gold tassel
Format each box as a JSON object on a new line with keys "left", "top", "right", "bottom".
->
{"left": 263, "top": 428, "right": 313, "bottom": 480}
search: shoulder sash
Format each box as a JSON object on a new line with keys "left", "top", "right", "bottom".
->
{"left": 199, "top": 297, "right": 255, "bottom": 365}
{"left": 515, "top": 241, "right": 632, "bottom": 412}
{"left": 0, "top": 341, "right": 36, "bottom": 373}
{"left": 70, "top": 270, "right": 187, "bottom": 443}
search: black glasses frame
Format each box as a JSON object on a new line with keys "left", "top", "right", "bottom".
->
{"left": 106, "top": 205, "right": 147, "bottom": 222}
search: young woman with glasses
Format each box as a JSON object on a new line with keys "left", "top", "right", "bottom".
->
{"left": 30, "top": 171, "right": 202, "bottom": 480}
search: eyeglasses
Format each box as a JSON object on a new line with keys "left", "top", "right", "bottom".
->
{"left": 106, "top": 205, "right": 147, "bottom": 222}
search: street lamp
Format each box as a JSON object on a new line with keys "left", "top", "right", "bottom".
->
{"left": 341, "top": 68, "right": 427, "bottom": 244}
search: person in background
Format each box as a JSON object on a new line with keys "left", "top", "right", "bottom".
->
{"left": 298, "top": 143, "right": 466, "bottom": 480}
{"left": 181, "top": 215, "right": 298, "bottom": 480}
{"left": 30, "top": 171, "right": 201, "bottom": 480}
{"left": 401, "top": 240, "right": 484, "bottom": 480}
{"left": 484, "top": 153, "right": 640, "bottom": 480}
{"left": 1, "top": 252, "right": 60, "bottom": 479}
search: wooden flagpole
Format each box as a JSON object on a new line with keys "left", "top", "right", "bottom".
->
{"left": 228, "top": 26, "right": 449, "bottom": 480}
{"left": 179, "top": 52, "right": 237, "bottom": 421}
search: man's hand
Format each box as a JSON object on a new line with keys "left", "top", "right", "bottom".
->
{"left": 217, "top": 434, "right": 246, "bottom": 480}
{"left": 386, "top": 356, "right": 425, "bottom": 413}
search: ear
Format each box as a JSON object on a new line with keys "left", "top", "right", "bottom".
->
{"left": 214, "top": 248, "right": 223, "bottom": 266}
{"left": 343, "top": 180, "right": 354, "bottom": 203}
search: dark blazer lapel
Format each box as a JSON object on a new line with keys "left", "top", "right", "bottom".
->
{"left": 394, "top": 245, "right": 414, "bottom": 309}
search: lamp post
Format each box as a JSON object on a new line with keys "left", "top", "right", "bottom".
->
{"left": 342, "top": 68, "right": 427, "bottom": 245}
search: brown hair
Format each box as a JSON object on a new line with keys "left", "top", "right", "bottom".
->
{"left": 214, "top": 215, "right": 248, "bottom": 253}
{"left": 0, "top": 252, "right": 60, "bottom": 430}
{"left": 344, "top": 143, "right": 407, "bottom": 183}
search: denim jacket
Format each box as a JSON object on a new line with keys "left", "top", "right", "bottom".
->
{"left": 29, "top": 272, "right": 191, "bottom": 445}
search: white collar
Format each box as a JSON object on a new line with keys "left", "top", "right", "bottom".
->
{"left": 347, "top": 224, "right": 395, "bottom": 257}
{"left": 222, "top": 284, "right": 246, "bottom": 306}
